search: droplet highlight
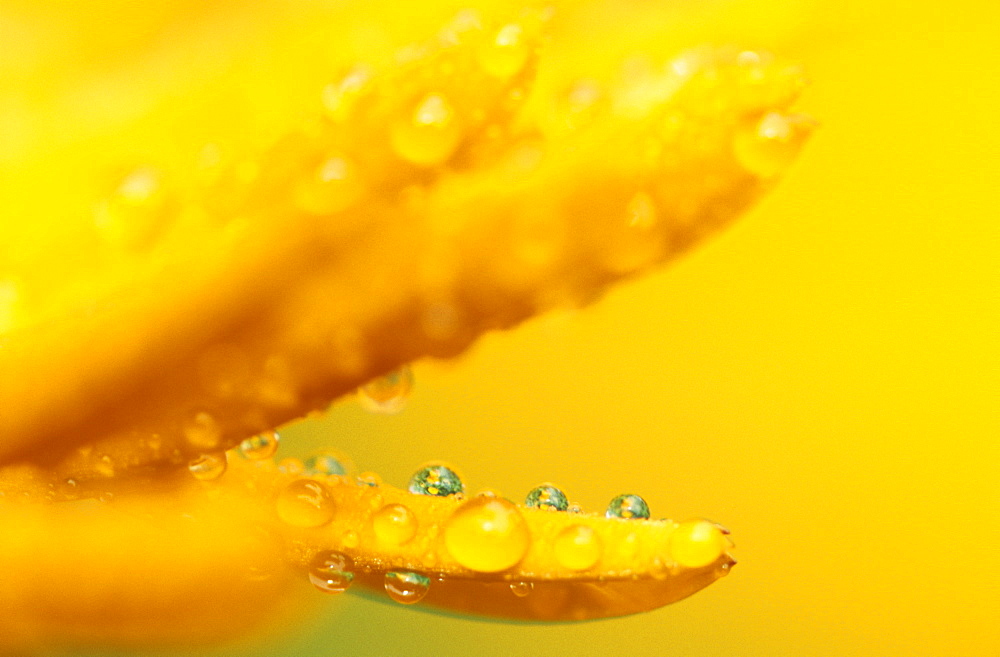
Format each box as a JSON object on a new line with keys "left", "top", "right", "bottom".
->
{"left": 733, "top": 111, "right": 814, "bottom": 179}
{"left": 183, "top": 411, "right": 222, "bottom": 450}
{"left": 553, "top": 524, "right": 603, "bottom": 571}
{"left": 444, "top": 496, "right": 530, "bottom": 572}
{"left": 524, "top": 484, "right": 569, "bottom": 511}
{"left": 390, "top": 93, "right": 463, "bottom": 166}
{"left": 309, "top": 551, "right": 354, "bottom": 594}
{"left": 188, "top": 452, "right": 227, "bottom": 481}
{"left": 358, "top": 365, "right": 414, "bottom": 414}
{"left": 239, "top": 430, "right": 280, "bottom": 460}
{"left": 408, "top": 464, "right": 464, "bottom": 497}
{"left": 275, "top": 479, "right": 336, "bottom": 528}
{"left": 384, "top": 571, "right": 431, "bottom": 604}
{"left": 373, "top": 503, "right": 419, "bottom": 546}
{"left": 478, "top": 23, "right": 530, "bottom": 78}
{"left": 606, "top": 494, "right": 650, "bottom": 520}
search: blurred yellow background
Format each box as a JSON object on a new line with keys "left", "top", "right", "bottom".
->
{"left": 18, "top": 0, "right": 999, "bottom": 655}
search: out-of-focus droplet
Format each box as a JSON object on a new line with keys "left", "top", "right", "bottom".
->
{"left": 356, "top": 471, "right": 382, "bottom": 487}
{"left": 0, "top": 280, "right": 18, "bottom": 334}
{"left": 524, "top": 484, "right": 569, "bottom": 511}
{"left": 606, "top": 494, "right": 651, "bottom": 520}
{"left": 183, "top": 411, "right": 222, "bottom": 450}
{"left": 342, "top": 530, "right": 360, "bottom": 549}
{"left": 309, "top": 550, "right": 354, "bottom": 594}
{"left": 277, "top": 457, "right": 305, "bottom": 475}
{"left": 358, "top": 365, "right": 414, "bottom": 414}
{"left": 276, "top": 479, "right": 336, "bottom": 528}
{"left": 408, "top": 463, "right": 464, "bottom": 497}
{"left": 373, "top": 503, "right": 418, "bottom": 546}
{"left": 478, "top": 23, "right": 530, "bottom": 78}
{"left": 544, "top": 80, "right": 602, "bottom": 136}
{"left": 239, "top": 430, "right": 280, "bottom": 460}
{"left": 303, "top": 449, "right": 354, "bottom": 476}
{"left": 94, "top": 167, "right": 171, "bottom": 250}
{"left": 188, "top": 452, "right": 227, "bottom": 481}
{"left": 553, "top": 524, "right": 603, "bottom": 571}
{"left": 668, "top": 519, "right": 728, "bottom": 568}
{"left": 294, "top": 156, "right": 363, "bottom": 215}
{"left": 391, "top": 92, "right": 463, "bottom": 166}
{"left": 510, "top": 581, "right": 533, "bottom": 597}
{"left": 384, "top": 571, "right": 431, "bottom": 604}
{"left": 733, "top": 111, "right": 815, "bottom": 179}
{"left": 444, "top": 496, "right": 530, "bottom": 572}
{"left": 322, "top": 66, "right": 371, "bottom": 122}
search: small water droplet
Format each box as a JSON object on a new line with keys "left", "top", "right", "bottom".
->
{"left": 309, "top": 550, "right": 354, "bottom": 594}
{"left": 184, "top": 411, "right": 222, "bottom": 450}
{"left": 408, "top": 463, "right": 464, "bottom": 497}
{"left": 733, "top": 111, "right": 815, "bottom": 179}
{"left": 391, "top": 93, "right": 463, "bottom": 166}
{"left": 275, "top": 479, "right": 336, "bottom": 528}
{"left": 294, "top": 156, "right": 363, "bottom": 215}
{"left": 303, "top": 450, "right": 354, "bottom": 476}
{"left": 94, "top": 167, "right": 172, "bottom": 250}
{"left": 553, "top": 524, "right": 603, "bottom": 571}
{"left": 606, "top": 494, "right": 650, "bottom": 520}
{"left": 358, "top": 365, "right": 414, "bottom": 414}
{"left": 239, "top": 430, "right": 279, "bottom": 460}
{"left": 384, "top": 571, "right": 431, "bottom": 604}
{"left": 444, "top": 496, "right": 530, "bottom": 572}
{"left": 524, "top": 484, "right": 569, "bottom": 511}
{"left": 373, "top": 503, "right": 418, "bottom": 546}
{"left": 668, "top": 519, "right": 728, "bottom": 568}
{"left": 356, "top": 471, "right": 382, "bottom": 487}
{"left": 478, "top": 23, "right": 530, "bottom": 78}
{"left": 342, "top": 530, "right": 360, "bottom": 549}
{"left": 322, "top": 66, "right": 371, "bottom": 122}
{"left": 509, "top": 581, "right": 533, "bottom": 597}
{"left": 188, "top": 452, "right": 227, "bottom": 481}
{"left": 277, "top": 457, "right": 305, "bottom": 475}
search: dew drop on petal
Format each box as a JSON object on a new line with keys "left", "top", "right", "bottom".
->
{"left": 183, "top": 411, "right": 222, "bottom": 450}
{"left": 668, "top": 519, "right": 728, "bottom": 568}
{"left": 733, "top": 111, "right": 815, "bottom": 179}
{"left": 384, "top": 571, "right": 431, "bottom": 604}
{"left": 408, "top": 463, "right": 464, "bottom": 497}
{"left": 309, "top": 550, "right": 354, "bottom": 594}
{"left": 373, "top": 503, "right": 419, "bottom": 546}
{"left": 275, "top": 479, "right": 336, "bottom": 528}
{"left": 342, "top": 530, "right": 360, "bottom": 549}
{"left": 239, "top": 430, "right": 280, "bottom": 460}
{"left": 358, "top": 366, "right": 414, "bottom": 414}
{"left": 188, "top": 452, "right": 227, "bottom": 481}
{"left": 303, "top": 449, "right": 354, "bottom": 476}
{"left": 391, "top": 92, "right": 463, "bottom": 166}
{"left": 478, "top": 23, "right": 530, "bottom": 78}
{"left": 524, "top": 484, "right": 569, "bottom": 511}
{"left": 606, "top": 494, "right": 650, "bottom": 520}
{"left": 510, "top": 581, "right": 533, "bottom": 597}
{"left": 444, "top": 496, "right": 530, "bottom": 573}
{"left": 553, "top": 524, "right": 603, "bottom": 571}
{"left": 322, "top": 66, "right": 371, "bottom": 122}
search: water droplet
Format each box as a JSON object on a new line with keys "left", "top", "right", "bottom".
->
{"left": 322, "top": 66, "right": 371, "bottom": 122}
{"left": 303, "top": 450, "right": 353, "bottom": 476}
{"left": 356, "top": 471, "right": 382, "bottom": 487}
{"left": 525, "top": 484, "right": 569, "bottom": 511}
{"left": 408, "top": 463, "right": 464, "bottom": 497}
{"left": 510, "top": 581, "right": 533, "bottom": 597}
{"left": 733, "top": 111, "right": 815, "bottom": 179}
{"left": 606, "top": 494, "right": 650, "bottom": 520}
{"left": 294, "top": 156, "right": 363, "bottom": 215}
{"left": 308, "top": 551, "right": 354, "bottom": 594}
{"left": 391, "top": 92, "right": 463, "bottom": 166}
{"left": 277, "top": 457, "right": 305, "bottom": 475}
{"left": 373, "top": 503, "right": 418, "bottom": 546}
{"left": 478, "top": 23, "right": 530, "bottom": 78}
{"left": 358, "top": 366, "right": 414, "bottom": 414}
{"left": 188, "top": 452, "right": 227, "bottom": 481}
{"left": 668, "top": 519, "right": 728, "bottom": 568}
{"left": 444, "top": 496, "right": 530, "bottom": 572}
{"left": 275, "top": 479, "right": 336, "bottom": 528}
{"left": 553, "top": 524, "right": 603, "bottom": 571}
{"left": 384, "top": 571, "right": 431, "bottom": 604}
{"left": 94, "top": 167, "right": 172, "bottom": 250}
{"left": 342, "top": 530, "right": 360, "bottom": 549}
{"left": 183, "top": 411, "right": 222, "bottom": 450}
{"left": 239, "top": 430, "right": 279, "bottom": 460}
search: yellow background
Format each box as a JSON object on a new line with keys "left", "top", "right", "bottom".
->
{"left": 33, "top": 0, "right": 1000, "bottom": 655}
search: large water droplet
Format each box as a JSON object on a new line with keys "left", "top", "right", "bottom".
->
{"left": 373, "top": 503, "right": 418, "bottom": 546}
{"left": 239, "top": 430, "right": 280, "bottom": 460}
{"left": 309, "top": 551, "right": 354, "bottom": 594}
{"left": 384, "top": 571, "right": 431, "bottom": 604}
{"left": 188, "top": 452, "right": 227, "bottom": 481}
{"left": 478, "top": 23, "right": 530, "bottom": 78}
{"left": 524, "top": 484, "right": 569, "bottom": 511}
{"left": 408, "top": 464, "right": 464, "bottom": 497}
{"left": 509, "top": 581, "right": 533, "bottom": 597}
{"left": 303, "top": 450, "right": 353, "bottom": 476}
{"left": 668, "top": 519, "right": 727, "bottom": 568}
{"left": 391, "top": 93, "right": 463, "bottom": 166}
{"left": 606, "top": 494, "right": 650, "bottom": 520}
{"left": 444, "top": 496, "right": 530, "bottom": 572}
{"left": 553, "top": 524, "right": 603, "bottom": 571}
{"left": 358, "top": 366, "right": 414, "bottom": 414}
{"left": 275, "top": 479, "right": 336, "bottom": 528}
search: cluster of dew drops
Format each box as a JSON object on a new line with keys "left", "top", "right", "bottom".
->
{"left": 184, "top": 364, "right": 681, "bottom": 607}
